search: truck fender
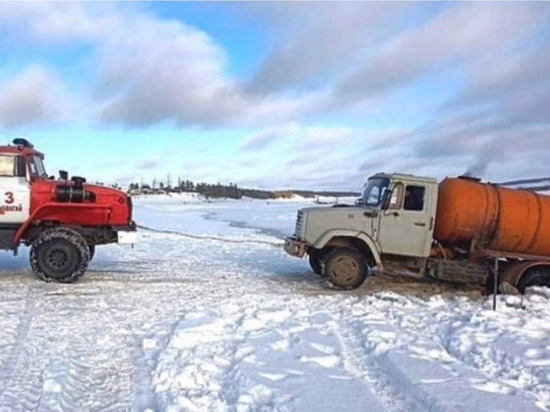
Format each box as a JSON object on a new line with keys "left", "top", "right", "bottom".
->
{"left": 14, "top": 203, "right": 111, "bottom": 244}
{"left": 313, "top": 230, "right": 382, "bottom": 267}
{"left": 500, "top": 261, "right": 550, "bottom": 287}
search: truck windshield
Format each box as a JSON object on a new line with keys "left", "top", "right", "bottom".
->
{"left": 29, "top": 155, "right": 47, "bottom": 178}
{"left": 357, "top": 177, "right": 389, "bottom": 207}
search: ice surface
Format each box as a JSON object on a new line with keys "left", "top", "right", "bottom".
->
{"left": 0, "top": 194, "right": 546, "bottom": 410}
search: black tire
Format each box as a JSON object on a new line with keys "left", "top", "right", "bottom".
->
{"left": 88, "top": 244, "right": 95, "bottom": 262}
{"left": 30, "top": 228, "right": 90, "bottom": 283}
{"left": 308, "top": 248, "right": 328, "bottom": 277}
{"left": 517, "top": 267, "right": 550, "bottom": 294}
{"left": 323, "top": 247, "right": 368, "bottom": 290}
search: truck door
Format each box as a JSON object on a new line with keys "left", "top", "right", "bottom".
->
{"left": 377, "top": 182, "right": 434, "bottom": 257}
{"left": 0, "top": 155, "right": 30, "bottom": 224}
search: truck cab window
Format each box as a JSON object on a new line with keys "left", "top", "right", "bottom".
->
{"left": 404, "top": 185, "right": 425, "bottom": 211}
{"left": 358, "top": 177, "right": 389, "bottom": 207}
{"left": 29, "top": 155, "right": 47, "bottom": 178}
{"left": 388, "top": 183, "right": 403, "bottom": 209}
{"left": 0, "top": 155, "right": 15, "bottom": 177}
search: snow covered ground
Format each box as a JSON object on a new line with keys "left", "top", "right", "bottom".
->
{"left": 0, "top": 194, "right": 548, "bottom": 411}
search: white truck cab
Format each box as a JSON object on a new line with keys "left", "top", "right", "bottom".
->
{"left": 369, "top": 173, "right": 438, "bottom": 258}
{"left": 0, "top": 152, "right": 31, "bottom": 224}
{"left": 284, "top": 173, "right": 439, "bottom": 289}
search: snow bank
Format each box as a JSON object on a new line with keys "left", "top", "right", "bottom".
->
{"left": 132, "top": 192, "right": 206, "bottom": 203}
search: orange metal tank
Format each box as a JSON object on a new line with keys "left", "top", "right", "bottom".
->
{"left": 434, "top": 177, "right": 550, "bottom": 256}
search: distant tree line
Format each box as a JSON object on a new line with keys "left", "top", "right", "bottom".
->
{"left": 127, "top": 178, "right": 359, "bottom": 200}
{"left": 128, "top": 179, "right": 255, "bottom": 199}
{"left": 195, "top": 182, "right": 244, "bottom": 199}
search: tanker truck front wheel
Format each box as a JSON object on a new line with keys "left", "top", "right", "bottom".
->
{"left": 30, "top": 228, "right": 90, "bottom": 283}
{"left": 308, "top": 248, "right": 331, "bottom": 277}
{"left": 323, "top": 247, "right": 368, "bottom": 290}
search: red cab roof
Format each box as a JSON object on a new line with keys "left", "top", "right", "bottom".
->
{"left": 0, "top": 145, "right": 43, "bottom": 157}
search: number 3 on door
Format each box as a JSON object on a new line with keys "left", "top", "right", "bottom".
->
{"left": 5, "top": 192, "right": 14, "bottom": 204}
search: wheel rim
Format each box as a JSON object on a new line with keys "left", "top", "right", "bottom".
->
{"left": 330, "top": 255, "right": 359, "bottom": 283}
{"left": 40, "top": 241, "right": 78, "bottom": 278}
{"left": 48, "top": 249, "right": 69, "bottom": 269}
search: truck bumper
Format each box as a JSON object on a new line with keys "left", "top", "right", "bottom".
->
{"left": 284, "top": 236, "right": 308, "bottom": 258}
{"left": 117, "top": 231, "right": 137, "bottom": 244}
{"left": 115, "top": 221, "right": 137, "bottom": 244}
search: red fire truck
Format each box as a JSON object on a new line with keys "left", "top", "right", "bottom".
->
{"left": 0, "top": 139, "right": 136, "bottom": 282}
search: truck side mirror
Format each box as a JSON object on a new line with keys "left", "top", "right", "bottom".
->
{"left": 15, "top": 156, "right": 26, "bottom": 177}
{"left": 59, "top": 170, "right": 68, "bottom": 180}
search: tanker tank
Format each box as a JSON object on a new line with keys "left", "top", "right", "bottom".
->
{"left": 434, "top": 177, "right": 550, "bottom": 256}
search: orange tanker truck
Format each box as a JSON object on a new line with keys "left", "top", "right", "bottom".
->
{"left": 284, "top": 173, "right": 550, "bottom": 293}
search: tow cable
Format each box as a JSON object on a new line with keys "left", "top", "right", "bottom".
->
{"left": 136, "top": 224, "right": 284, "bottom": 248}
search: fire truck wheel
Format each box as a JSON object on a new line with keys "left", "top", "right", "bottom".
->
{"left": 324, "top": 247, "right": 368, "bottom": 290}
{"left": 30, "top": 228, "right": 90, "bottom": 283}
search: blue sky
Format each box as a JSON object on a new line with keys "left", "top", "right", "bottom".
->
{"left": 0, "top": 2, "right": 549, "bottom": 190}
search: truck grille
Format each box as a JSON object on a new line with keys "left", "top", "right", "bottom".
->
{"left": 295, "top": 210, "right": 304, "bottom": 237}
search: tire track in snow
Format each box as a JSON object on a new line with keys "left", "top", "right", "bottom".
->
{"left": 35, "top": 342, "right": 96, "bottom": 411}
{"left": 338, "top": 295, "right": 458, "bottom": 412}
{"left": 330, "top": 309, "right": 418, "bottom": 412}
{"left": 133, "top": 312, "right": 188, "bottom": 411}
{"left": 436, "top": 304, "right": 550, "bottom": 410}
{"left": 147, "top": 308, "right": 293, "bottom": 411}
{"left": 339, "top": 293, "right": 542, "bottom": 411}
{"left": 217, "top": 313, "right": 252, "bottom": 408}
{"left": 0, "top": 284, "right": 139, "bottom": 411}
{"left": 0, "top": 286, "right": 37, "bottom": 407}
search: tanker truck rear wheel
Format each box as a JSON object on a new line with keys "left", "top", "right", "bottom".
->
{"left": 324, "top": 247, "right": 368, "bottom": 290}
{"left": 30, "top": 228, "right": 90, "bottom": 283}
{"left": 517, "top": 267, "right": 550, "bottom": 294}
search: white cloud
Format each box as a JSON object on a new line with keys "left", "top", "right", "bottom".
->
{"left": 92, "top": 10, "right": 248, "bottom": 126}
{"left": 240, "top": 123, "right": 299, "bottom": 151}
{"left": 238, "top": 125, "right": 411, "bottom": 190}
{"left": 449, "top": 47, "right": 550, "bottom": 126}
{"left": 0, "top": 3, "right": 325, "bottom": 128}
{"left": 0, "top": 66, "right": 72, "bottom": 128}
{"left": 241, "top": 123, "right": 355, "bottom": 153}
{"left": 0, "top": 3, "right": 247, "bottom": 126}
{"left": 335, "top": 2, "right": 547, "bottom": 100}
{"left": 302, "top": 126, "right": 354, "bottom": 145}
{"left": 243, "top": 2, "right": 411, "bottom": 93}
